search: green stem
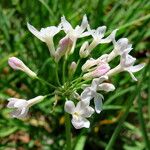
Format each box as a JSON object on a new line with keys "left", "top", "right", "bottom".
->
{"left": 63, "top": 58, "right": 67, "bottom": 84}
{"left": 65, "top": 112, "right": 71, "bottom": 150}
{"left": 36, "top": 77, "right": 57, "bottom": 89}
{"left": 55, "top": 63, "right": 61, "bottom": 86}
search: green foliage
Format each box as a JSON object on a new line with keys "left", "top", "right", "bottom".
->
{"left": 0, "top": 0, "right": 150, "bottom": 149}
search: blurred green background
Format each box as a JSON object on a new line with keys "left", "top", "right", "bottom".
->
{"left": 0, "top": 0, "right": 150, "bottom": 149}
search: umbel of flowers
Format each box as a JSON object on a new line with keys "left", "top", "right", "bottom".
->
{"left": 7, "top": 15, "right": 145, "bottom": 130}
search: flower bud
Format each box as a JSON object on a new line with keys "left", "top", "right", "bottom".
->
{"left": 79, "top": 41, "right": 89, "bottom": 58}
{"left": 55, "top": 36, "right": 73, "bottom": 62}
{"left": 68, "top": 61, "right": 77, "bottom": 77}
{"left": 8, "top": 57, "right": 37, "bottom": 78}
{"left": 98, "top": 83, "right": 115, "bottom": 92}
{"left": 83, "top": 62, "right": 110, "bottom": 79}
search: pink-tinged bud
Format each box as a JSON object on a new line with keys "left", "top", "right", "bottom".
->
{"left": 69, "top": 61, "right": 77, "bottom": 77}
{"left": 8, "top": 57, "right": 37, "bottom": 78}
{"left": 83, "top": 62, "right": 110, "bottom": 79}
{"left": 70, "top": 61, "right": 77, "bottom": 72}
{"left": 55, "top": 36, "right": 73, "bottom": 62}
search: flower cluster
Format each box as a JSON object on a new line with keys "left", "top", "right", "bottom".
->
{"left": 6, "top": 15, "right": 145, "bottom": 129}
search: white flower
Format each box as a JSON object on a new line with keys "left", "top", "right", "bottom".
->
{"left": 107, "top": 38, "right": 132, "bottom": 62}
{"left": 82, "top": 27, "right": 117, "bottom": 56}
{"left": 61, "top": 15, "right": 90, "bottom": 53}
{"left": 106, "top": 53, "right": 145, "bottom": 80}
{"left": 65, "top": 100, "right": 94, "bottom": 129}
{"left": 27, "top": 23, "right": 61, "bottom": 56}
{"left": 8, "top": 57, "right": 37, "bottom": 78}
{"left": 81, "top": 76, "right": 115, "bottom": 113}
{"left": 61, "top": 15, "right": 89, "bottom": 41}
{"left": 120, "top": 53, "right": 145, "bottom": 81}
{"left": 7, "top": 96, "right": 45, "bottom": 119}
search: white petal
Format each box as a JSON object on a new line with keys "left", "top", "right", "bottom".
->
{"left": 14, "top": 100, "right": 28, "bottom": 108}
{"left": 80, "top": 31, "right": 91, "bottom": 37}
{"left": 7, "top": 100, "right": 16, "bottom": 108}
{"left": 116, "top": 38, "right": 129, "bottom": 50}
{"left": 94, "top": 93, "right": 103, "bottom": 113}
{"left": 64, "top": 101, "right": 75, "bottom": 114}
{"left": 61, "top": 16, "right": 73, "bottom": 34}
{"left": 97, "top": 26, "right": 106, "bottom": 38}
{"left": 75, "top": 101, "right": 87, "bottom": 112}
{"left": 79, "top": 14, "right": 88, "bottom": 32}
{"left": 81, "top": 106, "right": 94, "bottom": 118}
{"left": 81, "top": 87, "right": 94, "bottom": 102}
{"left": 27, "top": 23, "right": 45, "bottom": 42}
{"left": 127, "top": 63, "right": 145, "bottom": 73}
{"left": 100, "top": 29, "right": 118, "bottom": 44}
{"left": 71, "top": 117, "right": 90, "bottom": 129}
{"left": 11, "top": 108, "right": 22, "bottom": 118}
{"left": 98, "top": 83, "right": 115, "bottom": 92}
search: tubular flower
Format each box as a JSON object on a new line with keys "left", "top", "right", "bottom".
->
{"left": 65, "top": 100, "right": 94, "bottom": 129}
{"left": 61, "top": 15, "right": 90, "bottom": 53}
{"left": 27, "top": 23, "right": 61, "bottom": 56}
{"left": 106, "top": 53, "right": 145, "bottom": 81}
{"left": 120, "top": 53, "right": 145, "bottom": 81}
{"left": 8, "top": 57, "right": 37, "bottom": 78}
{"left": 107, "top": 38, "right": 132, "bottom": 62}
{"left": 81, "top": 28, "right": 118, "bottom": 57}
{"left": 81, "top": 76, "right": 115, "bottom": 113}
{"left": 7, "top": 96, "right": 45, "bottom": 119}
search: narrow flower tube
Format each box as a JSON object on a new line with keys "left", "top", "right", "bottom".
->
{"left": 106, "top": 53, "right": 145, "bottom": 81}
{"left": 8, "top": 57, "right": 37, "bottom": 78}
{"left": 7, "top": 96, "right": 45, "bottom": 119}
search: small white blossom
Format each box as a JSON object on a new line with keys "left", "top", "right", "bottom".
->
{"left": 82, "top": 27, "right": 117, "bottom": 57}
{"left": 107, "top": 38, "right": 132, "bottom": 62}
{"left": 8, "top": 57, "right": 37, "bottom": 78}
{"left": 106, "top": 53, "right": 145, "bottom": 80}
{"left": 120, "top": 53, "right": 145, "bottom": 81}
{"left": 65, "top": 100, "right": 94, "bottom": 129}
{"left": 61, "top": 15, "right": 90, "bottom": 53}
{"left": 81, "top": 76, "right": 115, "bottom": 113}
{"left": 27, "top": 23, "right": 61, "bottom": 56}
{"left": 61, "top": 15, "right": 89, "bottom": 41}
{"left": 7, "top": 96, "right": 45, "bottom": 119}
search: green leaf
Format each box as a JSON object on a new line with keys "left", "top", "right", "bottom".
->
{"left": 0, "top": 126, "right": 18, "bottom": 137}
{"left": 74, "top": 136, "right": 86, "bottom": 150}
